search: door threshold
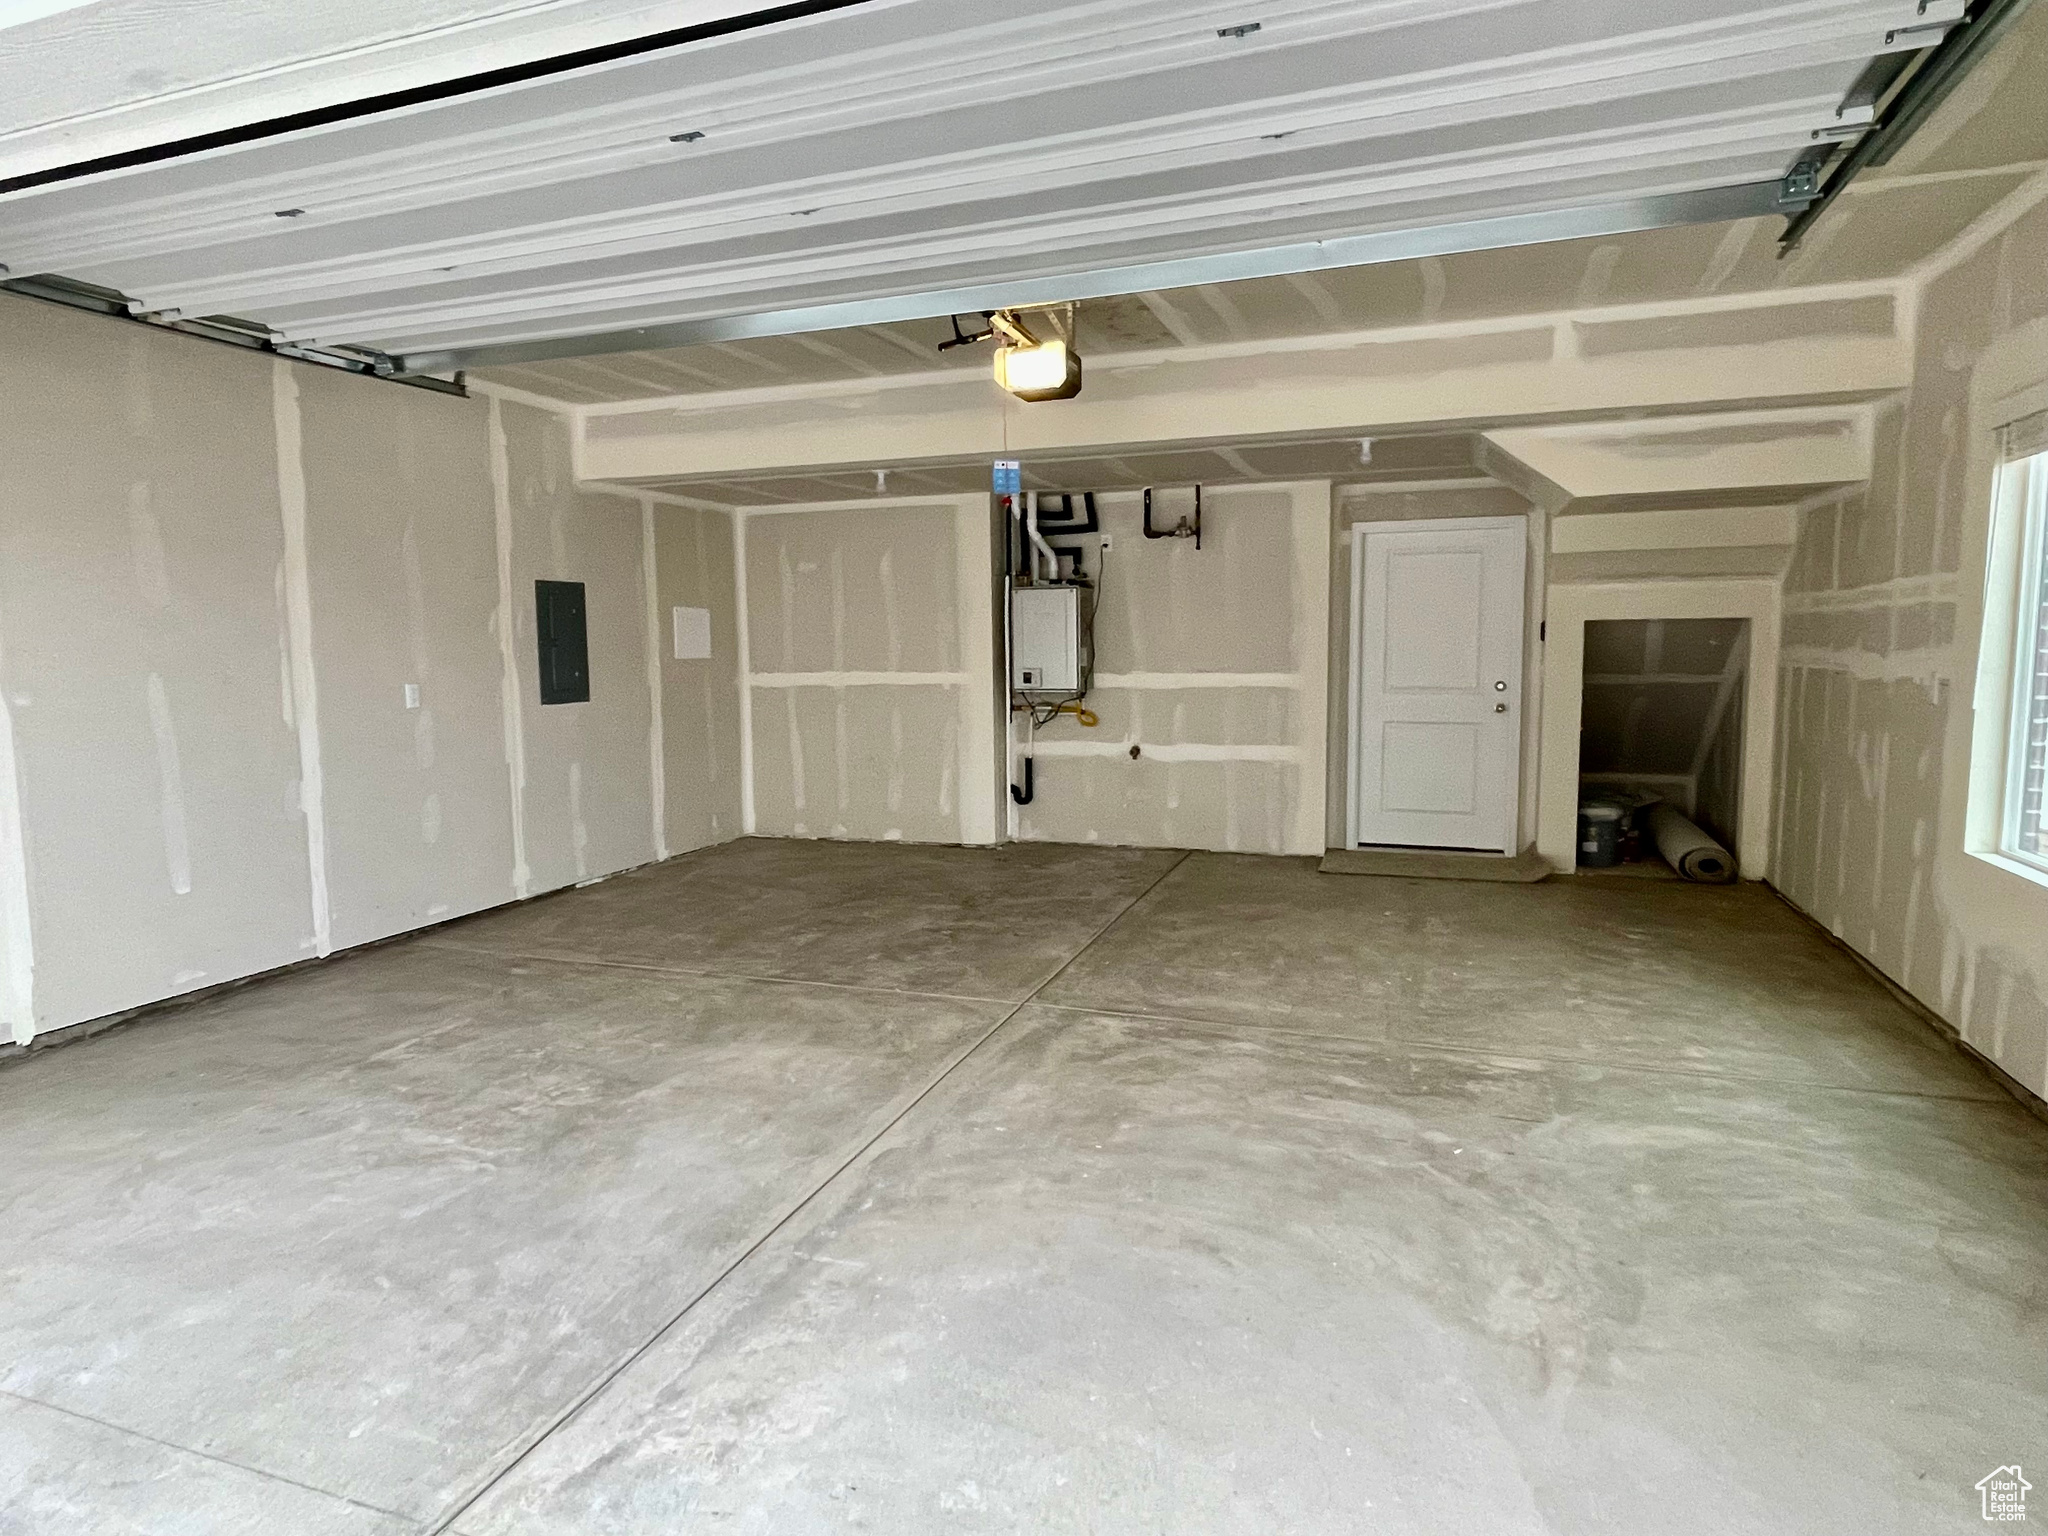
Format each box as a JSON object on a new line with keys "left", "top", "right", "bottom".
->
{"left": 1318, "top": 845, "right": 1552, "bottom": 883}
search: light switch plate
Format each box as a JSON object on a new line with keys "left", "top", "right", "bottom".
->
{"left": 403, "top": 683, "right": 421, "bottom": 709}
{"left": 672, "top": 606, "right": 712, "bottom": 660}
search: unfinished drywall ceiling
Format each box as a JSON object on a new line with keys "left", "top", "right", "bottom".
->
{"left": 479, "top": 319, "right": 997, "bottom": 405}
{"left": 0, "top": 0, "right": 1955, "bottom": 369}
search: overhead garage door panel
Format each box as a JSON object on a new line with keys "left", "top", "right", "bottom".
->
{"left": 0, "top": 0, "right": 1939, "bottom": 362}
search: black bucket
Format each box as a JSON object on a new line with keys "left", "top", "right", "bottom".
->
{"left": 1578, "top": 804, "right": 1624, "bottom": 867}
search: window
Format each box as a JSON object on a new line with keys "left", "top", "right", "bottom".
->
{"left": 1993, "top": 410, "right": 2048, "bottom": 873}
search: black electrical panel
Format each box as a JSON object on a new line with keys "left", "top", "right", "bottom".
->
{"left": 535, "top": 580, "right": 590, "bottom": 704}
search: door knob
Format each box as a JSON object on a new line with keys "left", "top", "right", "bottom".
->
{"left": 1494, "top": 680, "right": 1508, "bottom": 691}
{"left": 1495, "top": 702, "right": 1508, "bottom": 713}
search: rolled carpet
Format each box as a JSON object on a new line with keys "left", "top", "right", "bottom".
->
{"left": 1645, "top": 803, "right": 1738, "bottom": 883}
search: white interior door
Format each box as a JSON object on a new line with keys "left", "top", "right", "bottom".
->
{"left": 1350, "top": 518, "right": 1527, "bottom": 852}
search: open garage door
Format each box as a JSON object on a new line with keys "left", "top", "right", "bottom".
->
{"left": 0, "top": 0, "right": 2011, "bottom": 379}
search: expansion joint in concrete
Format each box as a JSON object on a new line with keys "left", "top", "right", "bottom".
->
{"left": 421, "top": 847, "right": 1193, "bottom": 1534}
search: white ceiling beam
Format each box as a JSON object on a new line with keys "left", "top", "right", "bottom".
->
{"left": 788, "top": 333, "right": 884, "bottom": 376}
{"left": 1488, "top": 405, "right": 1876, "bottom": 498}
{"left": 705, "top": 340, "right": 791, "bottom": 378}
{"left": 573, "top": 295, "right": 1907, "bottom": 484}
{"left": 1194, "top": 285, "right": 1253, "bottom": 343}
{"left": 563, "top": 276, "right": 1896, "bottom": 419}
{"left": 1135, "top": 292, "right": 1204, "bottom": 348}
{"left": 1282, "top": 273, "right": 1349, "bottom": 328}
{"left": 860, "top": 323, "right": 947, "bottom": 363}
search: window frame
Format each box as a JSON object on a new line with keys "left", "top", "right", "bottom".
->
{"left": 1995, "top": 441, "right": 2048, "bottom": 875}
{"left": 1969, "top": 370, "right": 2048, "bottom": 891}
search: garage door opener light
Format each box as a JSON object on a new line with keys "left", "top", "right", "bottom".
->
{"left": 986, "top": 309, "right": 1083, "bottom": 402}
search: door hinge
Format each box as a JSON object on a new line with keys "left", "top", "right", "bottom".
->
{"left": 1539, "top": 620, "right": 1546, "bottom": 642}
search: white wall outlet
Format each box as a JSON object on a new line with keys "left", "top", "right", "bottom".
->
{"left": 403, "top": 682, "right": 421, "bottom": 710}
{"left": 1100, "top": 534, "right": 1113, "bottom": 552}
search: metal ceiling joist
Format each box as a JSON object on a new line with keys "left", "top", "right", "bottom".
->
{"left": 390, "top": 179, "right": 1810, "bottom": 376}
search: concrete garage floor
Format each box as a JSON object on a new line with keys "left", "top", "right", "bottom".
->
{"left": 2, "top": 842, "right": 2042, "bottom": 1535}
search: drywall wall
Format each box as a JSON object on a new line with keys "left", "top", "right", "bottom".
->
{"left": 1326, "top": 480, "right": 1539, "bottom": 850}
{"left": 0, "top": 598, "right": 30, "bottom": 1041}
{"left": 295, "top": 365, "right": 516, "bottom": 950}
{"left": 652, "top": 500, "right": 743, "bottom": 855}
{"left": 1547, "top": 503, "right": 1801, "bottom": 582}
{"left": 494, "top": 399, "right": 660, "bottom": 892}
{"left": 1774, "top": 189, "right": 2048, "bottom": 1104}
{"left": 1695, "top": 650, "right": 1746, "bottom": 852}
{"left": 737, "top": 495, "right": 999, "bottom": 845}
{"left": 0, "top": 294, "right": 737, "bottom": 1042}
{"left": 1013, "top": 483, "right": 1330, "bottom": 856}
{"left": 0, "top": 299, "right": 318, "bottom": 1033}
